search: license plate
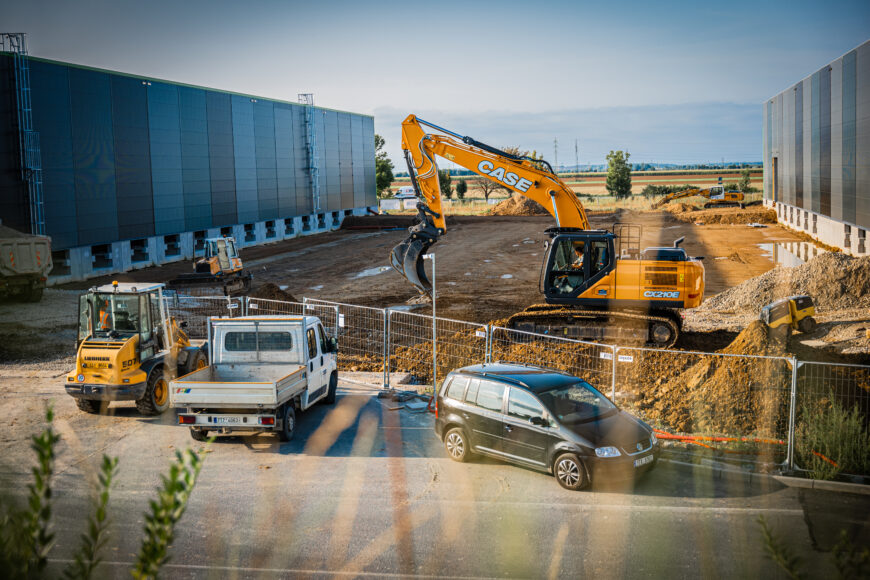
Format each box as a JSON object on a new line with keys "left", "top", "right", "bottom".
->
{"left": 93, "top": 363, "right": 110, "bottom": 369}
{"left": 634, "top": 454, "right": 654, "bottom": 468}
{"left": 213, "top": 416, "right": 243, "bottom": 424}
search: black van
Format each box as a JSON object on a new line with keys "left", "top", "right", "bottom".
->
{"left": 434, "top": 363, "right": 659, "bottom": 490}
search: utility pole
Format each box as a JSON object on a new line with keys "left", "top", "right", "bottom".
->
{"left": 554, "top": 138, "right": 558, "bottom": 173}
{"left": 574, "top": 139, "right": 579, "bottom": 172}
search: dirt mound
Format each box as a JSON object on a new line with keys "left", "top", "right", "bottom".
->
{"left": 669, "top": 207, "right": 777, "bottom": 225}
{"left": 702, "top": 252, "right": 870, "bottom": 313}
{"left": 488, "top": 194, "right": 549, "bottom": 216}
{"left": 664, "top": 203, "right": 696, "bottom": 214}
{"left": 248, "top": 283, "right": 299, "bottom": 302}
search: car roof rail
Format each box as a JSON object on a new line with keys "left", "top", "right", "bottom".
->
{"left": 490, "top": 360, "right": 571, "bottom": 376}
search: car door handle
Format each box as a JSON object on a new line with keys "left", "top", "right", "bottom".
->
{"left": 309, "top": 362, "right": 313, "bottom": 372}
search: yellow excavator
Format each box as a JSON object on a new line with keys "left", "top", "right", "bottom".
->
{"left": 65, "top": 281, "right": 207, "bottom": 415}
{"left": 168, "top": 236, "right": 252, "bottom": 295}
{"left": 652, "top": 185, "right": 744, "bottom": 209}
{"left": 390, "top": 115, "right": 705, "bottom": 347}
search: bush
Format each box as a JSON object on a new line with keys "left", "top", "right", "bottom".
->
{"left": 796, "top": 397, "right": 870, "bottom": 480}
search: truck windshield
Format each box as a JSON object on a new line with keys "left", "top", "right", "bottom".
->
{"left": 81, "top": 293, "right": 141, "bottom": 338}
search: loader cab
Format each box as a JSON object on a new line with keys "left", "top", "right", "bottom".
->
{"left": 199, "top": 237, "right": 242, "bottom": 275}
{"left": 542, "top": 230, "right": 616, "bottom": 301}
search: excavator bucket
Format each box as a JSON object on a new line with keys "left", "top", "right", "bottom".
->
{"left": 390, "top": 236, "right": 433, "bottom": 296}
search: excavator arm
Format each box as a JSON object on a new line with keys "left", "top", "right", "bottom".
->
{"left": 391, "top": 115, "right": 589, "bottom": 294}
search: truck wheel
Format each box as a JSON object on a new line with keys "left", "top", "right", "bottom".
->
{"left": 136, "top": 367, "right": 170, "bottom": 416}
{"left": 24, "top": 287, "right": 44, "bottom": 303}
{"left": 76, "top": 398, "right": 107, "bottom": 414}
{"left": 324, "top": 373, "right": 337, "bottom": 404}
{"left": 190, "top": 428, "right": 209, "bottom": 442}
{"left": 184, "top": 349, "right": 207, "bottom": 376}
{"left": 798, "top": 317, "right": 817, "bottom": 334}
{"left": 277, "top": 405, "right": 296, "bottom": 442}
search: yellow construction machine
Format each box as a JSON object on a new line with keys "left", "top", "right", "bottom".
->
{"left": 652, "top": 185, "right": 744, "bottom": 209}
{"left": 390, "top": 115, "right": 706, "bottom": 347}
{"left": 65, "top": 281, "right": 207, "bottom": 415}
{"left": 760, "top": 295, "right": 817, "bottom": 338}
{"left": 168, "top": 236, "right": 252, "bottom": 295}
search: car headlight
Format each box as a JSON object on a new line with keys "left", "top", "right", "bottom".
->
{"left": 650, "top": 431, "right": 657, "bottom": 445}
{"left": 595, "top": 446, "right": 621, "bottom": 458}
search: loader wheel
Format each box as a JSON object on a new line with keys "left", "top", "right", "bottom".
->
{"left": 76, "top": 398, "right": 107, "bottom": 414}
{"left": 184, "top": 349, "right": 207, "bottom": 376}
{"left": 798, "top": 317, "right": 817, "bottom": 334}
{"left": 324, "top": 373, "right": 337, "bottom": 404}
{"left": 136, "top": 367, "right": 170, "bottom": 416}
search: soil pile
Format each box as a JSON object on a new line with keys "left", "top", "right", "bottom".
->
{"left": 669, "top": 207, "right": 777, "bottom": 225}
{"left": 248, "top": 283, "right": 299, "bottom": 302}
{"left": 664, "top": 203, "right": 696, "bottom": 214}
{"left": 489, "top": 194, "right": 549, "bottom": 216}
{"left": 701, "top": 252, "right": 870, "bottom": 313}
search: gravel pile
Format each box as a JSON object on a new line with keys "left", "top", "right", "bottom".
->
{"left": 701, "top": 252, "right": 870, "bottom": 313}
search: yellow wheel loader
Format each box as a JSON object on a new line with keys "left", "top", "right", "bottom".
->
{"left": 65, "top": 281, "right": 207, "bottom": 415}
{"left": 168, "top": 236, "right": 252, "bottom": 295}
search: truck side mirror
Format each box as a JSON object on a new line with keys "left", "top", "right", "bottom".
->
{"left": 329, "top": 337, "right": 338, "bottom": 353}
{"left": 180, "top": 321, "right": 188, "bottom": 329}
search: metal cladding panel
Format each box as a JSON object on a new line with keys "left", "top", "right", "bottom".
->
{"left": 831, "top": 59, "right": 843, "bottom": 221}
{"left": 292, "top": 106, "right": 311, "bottom": 216}
{"left": 29, "top": 59, "right": 77, "bottom": 248}
{"left": 857, "top": 42, "right": 870, "bottom": 229}
{"left": 323, "top": 110, "right": 340, "bottom": 212}
{"left": 147, "top": 82, "right": 184, "bottom": 236}
{"left": 820, "top": 66, "right": 832, "bottom": 217}
{"left": 794, "top": 82, "right": 804, "bottom": 209}
{"left": 231, "top": 95, "right": 258, "bottom": 224}
{"left": 111, "top": 75, "right": 154, "bottom": 240}
{"left": 811, "top": 73, "right": 821, "bottom": 214}
{"left": 253, "top": 100, "right": 278, "bottom": 221}
{"left": 274, "top": 104, "right": 297, "bottom": 217}
{"left": 338, "top": 112, "right": 354, "bottom": 209}
{"left": 206, "top": 91, "right": 236, "bottom": 227}
{"left": 803, "top": 79, "right": 812, "bottom": 213}
{"left": 351, "top": 115, "right": 366, "bottom": 208}
{"left": 0, "top": 55, "right": 29, "bottom": 233}
{"left": 69, "top": 68, "right": 118, "bottom": 246}
{"left": 179, "top": 87, "right": 212, "bottom": 231}
{"left": 362, "top": 116, "right": 376, "bottom": 206}
{"left": 842, "top": 50, "right": 857, "bottom": 227}
{"left": 763, "top": 102, "right": 769, "bottom": 201}
{"left": 782, "top": 89, "right": 793, "bottom": 207}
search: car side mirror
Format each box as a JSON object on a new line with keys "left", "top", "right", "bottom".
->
{"left": 530, "top": 416, "right": 547, "bottom": 427}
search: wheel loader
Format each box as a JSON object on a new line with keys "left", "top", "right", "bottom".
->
{"left": 65, "top": 281, "right": 207, "bottom": 415}
{"left": 168, "top": 236, "right": 252, "bottom": 295}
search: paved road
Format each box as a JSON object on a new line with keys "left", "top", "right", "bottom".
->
{"left": 1, "top": 380, "right": 867, "bottom": 578}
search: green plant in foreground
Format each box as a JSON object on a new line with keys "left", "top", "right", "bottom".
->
{"left": 63, "top": 455, "right": 118, "bottom": 580}
{"left": 796, "top": 397, "right": 870, "bottom": 480}
{"left": 758, "top": 515, "right": 805, "bottom": 579}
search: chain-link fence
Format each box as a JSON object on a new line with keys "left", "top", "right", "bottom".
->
{"left": 489, "top": 326, "right": 614, "bottom": 395}
{"left": 386, "top": 309, "right": 487, "bottom": 389}
{"left": 167, "top": 294, "right": 243, "bottom": 340}
{"left": 304, "top": 299, "right": 387, "bottom": 375}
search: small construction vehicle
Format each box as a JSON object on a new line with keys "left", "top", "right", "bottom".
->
{"left": 171, "top": 316, "right": 338, "bottom": 441}
{"left": 168, "top": 237, "right": 252, "bottom": 295}
{"left": 652, "top": 186, "right": 745, "bottom": 209}
{"left": 760, "top": 295, "right": 817, "bottom": 337}
{"left": 65, "top": 281, "right": 207, "bottom": 415}
{"left": 0, "top": 222, "right": 53, "bottom": 302}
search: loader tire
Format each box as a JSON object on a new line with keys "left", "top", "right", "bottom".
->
{"left": 798, "top": 316, "right": 817, "bottom": 334}
{"left": 76, "top": 398, "right": 107, "bottom": 414}
{"left": 184, "top": 349, "right": 208, "bottom": 376}
{"left": 136, "top": 367, "right": 170, "bottom": 416}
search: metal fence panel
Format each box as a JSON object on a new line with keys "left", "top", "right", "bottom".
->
{"left": 168, "top": 294, "right": 242, "bottom": 340}
{"left": 246, "top": 298, "right": 339, "bottom": 337}
{"left": 489, "top": 326, "right": 614, "bottom": 395}
{"left": 304, "top": 299, "right": 387, "bottom": 374}
{"left": 387, "top": 310, "right": 487, "bottom": 388}
{"left": 793, "top": 361, "right": 870, "bottom": 478}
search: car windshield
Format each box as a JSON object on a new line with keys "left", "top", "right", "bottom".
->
{"left": 537, "top": 381, "right": 617, "bottom": 424}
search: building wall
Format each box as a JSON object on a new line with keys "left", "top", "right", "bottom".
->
{"left": 0, "top": 54, "right": 377, "bottom": 280}
{"left": 763, "top": 40, "right": 870, "bottom": 255}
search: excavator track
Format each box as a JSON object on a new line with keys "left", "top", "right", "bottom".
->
{"left": 505, "top": 304, "right": 681, "bottom": 348}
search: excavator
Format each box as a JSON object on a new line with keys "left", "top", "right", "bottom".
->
{"left": 651, "top": 185, "right": 744, "bottom": 209}
{"left": 168, "top": 236, "right": 252, "bottom": 295}
{"left": 390, "top": 115, "right": 705, "bottom": 347}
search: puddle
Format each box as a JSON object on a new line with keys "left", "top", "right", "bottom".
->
{"left": 464, "top": 272, "right": 471, "bottom": 276}
{"left": 758, "top": 242, "right": 827, "bottom": 267}
{"left": 501, "top": 274, "right": 513, "bottom": 279}
{"left": 279, "top": 285, "right": 289, "bottom": 290}
{"left": 388, "top": 304, "right": 424, "bottom": 312}
{"left": 353, "top": 266, "right": 390, "bottom": 279}
{"left": 309, "top": 285, "right": 324, "bottom": 291}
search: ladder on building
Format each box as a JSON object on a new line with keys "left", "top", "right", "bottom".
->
{"left": 1, "top": 33, "right": 45, "bottom": 236}
{"left": 298, "top": 93, "right": 321, "bottom": 214}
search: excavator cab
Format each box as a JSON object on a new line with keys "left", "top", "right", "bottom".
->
{"left": 542, "top": 230, "right": 616, "bottom": 301}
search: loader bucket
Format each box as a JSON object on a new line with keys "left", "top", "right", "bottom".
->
{"left": 390, "top": 236, "right": 433, "bottom": 296}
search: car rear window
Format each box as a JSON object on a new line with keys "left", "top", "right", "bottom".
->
{"left": 445, "top": 376, "right": 468, "bottom": 400}
{"left": 476, "top": 380, "right": 506, "bottom": 412}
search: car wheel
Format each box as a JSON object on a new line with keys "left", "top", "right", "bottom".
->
{"left": 554, "top": 453, "right": 588, "bottom": 491}
{"left": 136, "top": 367, "right": 170, "bottom": 416}
{"left": 444, "top": 427, "right": 471, "bottom": 463}
{"left": 278, "top": 404, "right": 296, "bottom": 442}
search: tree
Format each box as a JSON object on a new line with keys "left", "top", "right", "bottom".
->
{"left": 455, "top": 178, "right": 467, "bottom": 200}
{"left": 739, "top": 169, "right": 752, "bottom": 192}
{"left": 438, "top": 169, "right": 452, "bottom": 199}
{"left": 606, "top": 150, "right": 632, "bottom": 198}
{"left": 477, "top": 179, "right": 501, "bottom": 203}
{"left": 375, "top": 134, "right": 394, "bottom": 198}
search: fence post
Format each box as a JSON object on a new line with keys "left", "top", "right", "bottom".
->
{"left": 382, "top": 309, "right": 391, "bottom": 390}
{"left": 485, "top": 324, "right": 492, "bottom": 363}
{"left": 611, "top": 346, "right": 618, "bottom": 400}
{"left": 786, "top": 357, "right": 800, "bottom": 473}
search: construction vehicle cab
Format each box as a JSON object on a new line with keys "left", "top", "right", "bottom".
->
{"left": 760, "top": 295, "right": 817, "bottom": 336}
{"left": 168, "top": 236, "right": 252, "bottom": 295}
{"left": 65, "top": 281, "right": 207, "bottom": 415}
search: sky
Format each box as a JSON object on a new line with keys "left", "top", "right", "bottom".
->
{"left": 5, "top": 0, "right": 870, "bottom": 166}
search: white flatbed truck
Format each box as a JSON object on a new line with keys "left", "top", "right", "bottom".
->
{"left": 170, "top": 316, "right": 338, "bottom": 441}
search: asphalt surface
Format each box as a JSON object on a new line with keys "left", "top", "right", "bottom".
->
{"left": 1, "top": 381, "right": 868, "bottom": 579}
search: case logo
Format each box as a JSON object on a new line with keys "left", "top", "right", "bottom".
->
{"left": 477, "top": 161, "right": 533, "bottom": 192}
